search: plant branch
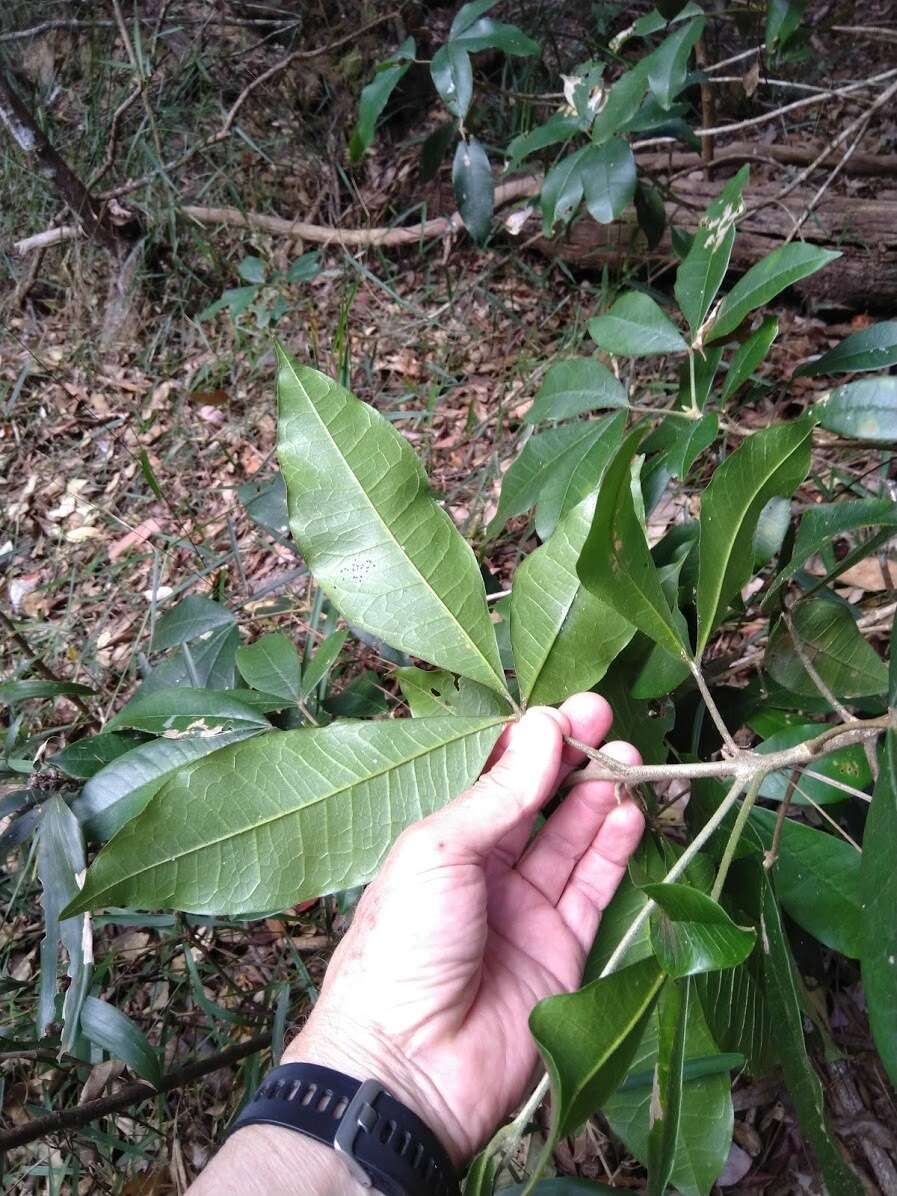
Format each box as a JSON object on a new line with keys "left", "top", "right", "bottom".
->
{"left": 689, "top": 660, "right": 739, "bottom": 754}
{"left": 711, "top": 773, "right": 763, "bottom": 899}
{"left": 0, "top": 1029, "right": 273, "bottom": 1152}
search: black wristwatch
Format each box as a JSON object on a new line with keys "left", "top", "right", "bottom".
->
{"left": 227, "top": 1062, "right": 460, "bottom": 1196}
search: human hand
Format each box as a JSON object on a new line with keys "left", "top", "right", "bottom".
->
{"left": 287, "top": 693, "right": 644, "bottom": 1165}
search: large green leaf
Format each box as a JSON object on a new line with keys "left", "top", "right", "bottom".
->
{"left": 720, "top": 316, "right": 779, "bottom": 402}
{"left": 80, "top": 995, "right": 162, "bottom": 1087}
{"left": 300, "top": 628, "right": 348, "bottom": 698}
{"left": 50, "top": 733, "right": 141, "bottom": 780}
{"left": 765, "top": 497, "right": 897, "bottom": 606}
{"left": 581, "top": 138, "right": 637, "bottom": 224}
{"left": 588, "top": 293, "right": 687, "bottom": 357}
{"left": 603, "top": 991, "right": 733, "bottom": 1196}
{"left": 525, "top": 358, "right": 627, "bottom": 424}
{"left": 695, "top": 419, "right": 812, "bottom": 655}
{"left": 486, "top": 421, "right": 616, "bottom": 540}
{"left": 695, "top": 963, "right": 774, "bottom": 1077}
{"left": 236, "top": 632, "right": 302, "bottom": 701}
{"left": 106, "top": 687, "right": 271, "bottom": 735}
{"left": 71, "top": 729, "right": 261, "bottom": 842}
{"left": 674, "top": 167, "right": 749, "bottom": 335}
{"left": 430, "top": 42, "right": 472, "bottom": 119}
{"left": 453, "top": 137, "right": 494, "bottom": 243}
{"left": 817, "top": 376, "right": 897, "bottom": 441}
{"left": 706, "top": 244, "right": 840, "bottom": 342}
{"left": 37, "top": 797, "right": 90, "bottom": 1053}
{"left": 755, "top": 723, "right": 872, "bottom": 805}
{"left": 795, "top": 320, "right": 897, "bottom": 377}
{"left": 663, "top": 412, "right": 718, "bottom": 479}
{"left": 647, "top": 979, "right": 689, "bottom": 1196}
{"left": 541, "top": 147, "right": 589, "bottom": 233}
{"left": 861, "top": 731, "right": 897, "bottom": 1089}
{"left": 450, "top": 0, "right": 497, "bottom": 38}
{"left": 750, "top": 806, "right": 862, "bottom": 957}
{"left": 511, "top": 491, "right": 634, "bottom": 706}
{"left": 530, "top": 957, "right": 664, "bottom": 1142}
{"left": 0, "top": 679, "right": 93, "bottom": 705}
{"left": 277, "top": 355, "right": 507, "bottom": 695}
{"left": 395, "top": 667, "right": 510, "bottom": 717}
{"left": 750, "top": 865, "right": 858, "bottom": 1195}
{"left": 451, "top": 17, "right": 539, "bottom": 56}
{"left": 643, "top": 883, "right": 756, "bottom": 978}
{"left": 506, "top": 113, "right": 581, "bottom": 168}
{"left": 765, "top": 598, "right": 888, "bottom": 700}
{"left": 645, "top": 16, "right": 705, "bottom": 109}
{"left": 349, "top": 38, "right": 415, "bottom": 161}
{"left": 534, "top": 412, "right": 627, "bottom": 540}
{"left": 63, "top": 717, "right": 506, "bottom": 918}
{"left": 591, "top": 66, "right": 649, "bottom": 145}
{"left": 578, "top": 428, "right": 691, "bottom": 661}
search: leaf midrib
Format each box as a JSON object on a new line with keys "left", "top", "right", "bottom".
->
{"left": 284, "top": 360, "right": 506, "bottom": 693}
{"left": 85, "top": 717, "right": 507, "bottom": 900}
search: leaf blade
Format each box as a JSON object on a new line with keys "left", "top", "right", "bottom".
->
{"left": 861, "top": 731, "right": 897, "bottom": 1089}
{"left": 706, "top": 244, "right": 840, "bottom": 342}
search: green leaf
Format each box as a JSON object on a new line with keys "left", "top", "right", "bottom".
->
{"left": 452, "top": 136, "right": 494, "bottom": 243}
{"left": 349, "top": 38, "right": 415, "bottom": 161}
{"left": 707, "top": 244, "right": 840, "bottom": 342}
{"left": 395, "top": 667, "right": 510, "bottom": 717}
{"left": 237, "top": 255, "right": 266, "bottom": 284}
{"left": 647, "top": 979, "right": 689, "bottom": 1196}
{"left": 286, "top": 251, "right": 321, "bottom": 284}
{"left": 817, "top": 376, "right": 897, "bottom": 441}
{"left": 541, "top": 147, "right": 588, "bottom": 234}
{"left": 300, "top": 629, "right": 348, "bottom": 698}
{"left": 419, "top": 119, "right": 458, "bottom": 184}
{"left": 526, "top": 358, "right": 627, "bottom": 424}
{"left": 0, "top": 679, "right": 93, "bottom": 705}
{"left": 37, "top": 797, "right": 90, "bottom": 1051}
{"left": 151, "top": 596, "right": 235, "bottom": 653}
{"left": 431, "top": 42, "right": 473, "bottom": 119}
{"left": 753, "top": 496, "right": 792, "bottom": 568}
{"left": 323, "top": 670, "right": 388, "bottom": 719}
{"left": 578, "top": 428, "right": 691, "bottom": 661}
{"left": 486, "top": 421, "right": 615, "bottom": 539}
{"left": 695, "top": 964, "right": 774, "bottom": 1076}
{"left": 645, "top": 17, "right": 705, "bottom": 109}
{"left": 675, "top": 167, "right": 749, "bottom": 334}
{"left": 861, "top": 731, "right": 897, "bottom": 1089}
{"left": 64, "top": 717, "right": 506, "bottom": 918}
{"left": 530, "top": 957, "right": 664, "bottom": 1142}
{"left": 506, "top": 113, "right": 580, "bottom": 168}
{"left": 635, "top": 180, "right": 667, "bottom": 249}
{"left": 80, "top": 995, "right": 162, "bottom": 1088}
{"left": 603, "top": 990, "right": 733, "bottom": 1196}
{"left": 755, "top": 723, "right": 871, "bottom": 805}
{"left": 677, "top": 346, "right": 723, "bottom": 411}
{"left": 450, "top": 0, "right": 497, "bottom": 38}
{"left": 452, "top": 17, "right": 539, "bottom": 56}
{"left": 720, "top": 316, "right": 779, "bottom": 402}
{"left": 51, "top": 733, "right": 141, "bottom": 780}
{"left": 236, "top": 633, "right": 302, "bottom": 701}
{"left": 580, "top": 139, "right": 637, "bottom": 224}
{"left": 591, "top": 67, "right": 649, "bottom": 145}
{"left": 277, "top": 354, "right": 506, "bottom": 695}
{"left": 588, "top": 293, "right": 687, "bottom": 357}
{"left": 766, "top": 0, "right": 807, "bottom": 53}
{"left": 72, "top": 729, "right": 260, "bottom": 842}
{"left": 511, "top": 490, "right": 635, "bottom": 706}
{"left": 766, "top": 497, "right": 897, "bottom": 606}
{"left": 106, "top": 688, "right": 271, "bottom": 735}
{"left": 765, "top": 598, "right": 888, "bottom": 700}
{"left": 695, "top": 418, "right": 812, "bottom": 655}
{"left": 643, "top": 883, "right": 757, "bottom": 978}
{"left": 795, "top": 320, "right": 897, "bottom": 376}
{"left": 534, "top": 411, "right": 628, "bottom": 540}
{"left": 750, "top": 865, "right": 858, "bottom": 1195}
{"left": 663, "top": 412, "right": 718, "bottom": 479}
{"left": 751, "top": 807, "right": 863, "bottom": 957}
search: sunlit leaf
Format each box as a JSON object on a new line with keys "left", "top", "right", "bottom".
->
{"left": 277, "top": 354, "right": 507, "bottom": 695}
{"left": 511, "top": 490, "right": 634, "bottom": 706}
{"left": 696, "top": 418, "right": 812, "bottom": 655}
{"left": 64, "top": 717, "right": 506, "bottom": 918}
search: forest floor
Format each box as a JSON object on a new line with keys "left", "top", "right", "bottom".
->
{"left": 2, "top": 2, "right": 896, "bottom": 1193}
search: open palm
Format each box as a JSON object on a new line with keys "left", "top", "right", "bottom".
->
{"left": 291, "top": 693, "right": 644, "bottom": 1163}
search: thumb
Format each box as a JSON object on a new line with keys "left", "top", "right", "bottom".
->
{"left": 430, "top": 707, "right": 566, "bottom": 857}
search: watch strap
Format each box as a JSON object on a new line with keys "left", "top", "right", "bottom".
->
{"left": 227, "top": 1062, "right": 459, "bottom": 1196}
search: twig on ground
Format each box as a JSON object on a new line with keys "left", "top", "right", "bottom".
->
{"left": 0, "top": 609, "right": 95, "bottom": 722}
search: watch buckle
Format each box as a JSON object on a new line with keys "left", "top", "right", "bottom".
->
{"left": 333, "top": 1078, "right": 387, "bottom": 1189}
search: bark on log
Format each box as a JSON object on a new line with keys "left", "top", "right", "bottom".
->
{"left": 529, "top": 171, "right": 897, "bottom": 310}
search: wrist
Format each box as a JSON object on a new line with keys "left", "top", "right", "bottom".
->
{"left": 283, "top": 1013, "right": 468, "bottom": 1167}
{"left": 191, "top": 1123, "right": 367, "bottom": 1196}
